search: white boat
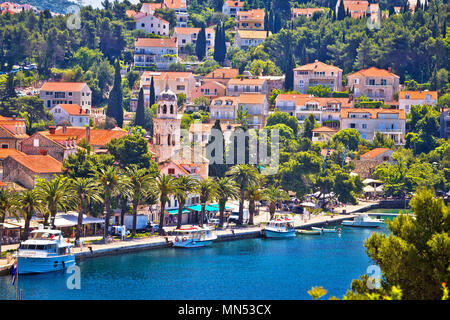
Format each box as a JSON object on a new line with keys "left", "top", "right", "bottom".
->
{"left": 172, "top": 226, "right": 217, "bottom": 248}
{"left": 342, "top": 214, "right": 384, "bottom": 228}
{"left": 264, "top": 217, "right": 296, "bottom": 238}
{"left": 16, "top": 229, "right": 76, "bottom": 274}
{"left": 311, "top": 226, "right": 337, "bottom": 233}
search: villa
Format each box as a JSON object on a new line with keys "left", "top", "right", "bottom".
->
{"left": 133, "top": 12, "right": 169, "bottom": 36}
{"left": 222, "top": 1, "right": 244, "bottom": 17}
{"left": 191, "top": 81, "right": 226, "bottom": 104}
{"left": 140, "top": 71, "right": 196, "bottom": 104}
{"left": 173, "top": 27, "right": 215, "bottom": 55}
{"left": 234, "top": 30, "right": 271, "bottom": 50}
{"left": 49, "top": 104, "right": 90, "bottom": 127}
{"left": 311, "top": 126, "right": 337, "bottom": 143}
{"left": 347, "top": 67, "right": 400, "bottom": 102}
{"left": 226, "top": 77, "right": 268, "bottom": 96}
{"left": 399, "top": 90, "right": 438, "bottom": 113}
{"left": 237, "top": 93, "right": 269, "bottom": 129}
{"left": 203, "top": 68, "right": 239, "bottom": 85}
{"left": 340, "top": 108, "right": 406, "bottom": 144}
{"left": 134, "top": 38, "right": 178, "bottom": 70}
{"left": 235, "top": 9, "right": 265, "bottom": 30}
{"left": 210, "top": 96, "right": 240, "bottom": 123}
{"left": 39, "top": 82, "right": 92, "bottom": 111}
{"left": 293, "top": 60, "right": 343, "bottom": 94}
{"left": 140, "top": 0, "right": 188, "bottom": 27}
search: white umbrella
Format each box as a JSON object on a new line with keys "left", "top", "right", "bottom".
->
{"left": 363, "top": 186, "right": 376, "bottom": 193}
{"left": 363, "top": 178, "right": 381, "bottom": 184}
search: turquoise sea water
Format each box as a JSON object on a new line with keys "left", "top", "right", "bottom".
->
{"left": 0, "top": 226, "right": 387, "bottom": 300}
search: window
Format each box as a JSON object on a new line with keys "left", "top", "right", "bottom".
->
{"left": 381, "top": 79, "right": 386, "bottom": 85}
{"left": 168, "top": 168, "right": 175, "bottom": 175}
{"left": 362, "top": 124, "right": 367, "bottom": 129}
{"left": 350, "top": 123, "right": 356, "bottom": 128}
{"left": 354, "top": 78, "right": 359, "bottom": 84}
{"left": 1, "top": 144, "right": 8, "bottom": 148}
{"left": 33, "top": 139, "right": 39, "bottom": 147}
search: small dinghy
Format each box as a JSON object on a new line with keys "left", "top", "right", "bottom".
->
{"left": 296, "top": 229, "right": 322, "bottom": 235}
{"left": 311, "top": 227, "right": 337, "bottom": 233}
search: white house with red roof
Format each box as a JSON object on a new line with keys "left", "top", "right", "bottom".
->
{"left": 141, "top": 0, "right": 188, "bottom": 27}
{"left": 347, "top": 67, "right": 400, "bottom": 102}
{"left": 49, "top": 104, "right": 90, "bottom": 126}
{"left": 293, "top": 60, "right": 343, "bottom": 93}
{"left": 134, "top": 12, "right": 169, "bottom": 36}
{"left": 39, "top": 82, "right": 92, "bottom": 111}
{"left": 134, "top": 38, "right": 178, "bottom": 70}
{"left": 222, "top": 1, "right": 244, "bottom": 17}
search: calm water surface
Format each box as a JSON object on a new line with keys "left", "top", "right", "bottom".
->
{"left": 0, "top": 226, "right": 387, "bottom": 300}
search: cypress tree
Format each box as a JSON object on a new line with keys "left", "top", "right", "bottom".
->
{"left": 135, "top": 87, "right": 145, "bottom": 127}
{"left": 5, "top": 72, "right": 16, "bottom": 98}
{"left": 106, "top": 60, "right": 123, "bottom": 127}
{"left": 284, "top": 46, "right": 295, "bottom": 91}
{"left": 196, "top": 26, "right": 207, "bottom": 61}
{"left": 206, "top": 119, "right": 227, "bottom": 177}
{"left": 337, "top": 0, "right": 346, "bottom": 20}
{"left": 149, "top": 76, "right": 155, "bottom": 107}
{"left": 213, "top": 23, "right": 220, "bottom": 62}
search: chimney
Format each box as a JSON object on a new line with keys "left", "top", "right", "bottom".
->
{"left": 40, "top": 149, "right": 48, "bottom": 156}
{"left": 86, "top": 126, "right": 91, "bottom": 142}
{"left": 49, "top": 126, "right": 56, "bottom": 134}
{"left": 388, "top": 67, "right": 391, "bottom": 72}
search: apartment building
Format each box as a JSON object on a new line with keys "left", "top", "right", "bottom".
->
{"left": 399, "top": 90, "right": 438, "bottom": 113}
{"left": 134, "top": 38, "right": 178, "bottom": 70}
{"left": 39, "top": 82, "right": 92, "bottom": 111}
{"left": 140, "top": 0, "right": 188, "bottom": 27}
{"left": 293, "top": 60, "right": 343, "bottom": 94}
{"left": 49, "top": 104, "right": 90, "bottom": 127}
{"left": 235, "top": 9, "right": 265, "bottom": 30}
{"left": 174, "top": 27, "right": 215, "bottom": 55}
{"left": 210, "top": 96, "right": 240, "bottom": 123}
{"left": 191, "top": 81, "right": 226, "bottom": 104}
{"left": 238, "top": 93, "right": 269, "bottom": 129}
{"left": 234, "top": 30, "right": 271, "bottom": 50}
{"left": 340, "top": 108, "right": 406, "bottom": 144}
{"left": 222, "top": 1, "right": 244, "bottom": 17}
{"left": 347, "top": 67, "right": 400, "bottom": 102}
{"left": 227, "top": 78, "right": 268, "bottom": 96}
{"left": 140, "top": 71, "right": 196, "bottom": 105}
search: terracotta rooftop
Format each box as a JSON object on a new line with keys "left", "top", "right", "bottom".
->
{"left": 238, "top": 93, "right": 267, "bottom": 104}
{"left": 236, "top": 30, "right": 271, "bottom": 39}
{"left": 341, "top": 108, "right": 405, "bottom": 120}
{"left": 225, "top": 1, "right": 244, "bottom": 7}
{"left": 163, "top": 0, "right": 186, "bottom": 10}
{"left": 134, "top": 12, "right": 170, "bottom": 24}
{"left": 174, "top": 27, "right": 215, "bottom": 35}
{"left": 237, "top": 9, "right": 265, "bottom": 20}
{"left": 52, "top": 127, "right": 128, "bottom": 146}
{"left": 360, "top": 148, "right": 391, "bottom": 159}
{"left": 135, "top": 37, "right": 177, "bottom": 48}
{"left": 228, "top": 78, "right": 267, "bottom": 86}
{"left": 211, "top": 96, "right": 239, "bottom": 107}
{"left": 294, "top": 60, "right": 342, "bottom": 73}
{"left": 40, "top": 82, "right": 88, "bottom": 92}
{"left": 276, "top": 94, "right": 353, "bottom": 108}
{"left": 54, "top": 104, "right": 89, "bottom": 116}
{"left": 8, "top": 155, "right": 62, "bottom": 173}
{"left": 141, "top": 71, "right": 193, "bottom": 84}
{"left": 399, "top": 91, "right": 438, "bottom": 100}
{"left": 348, "top": 67, "right": 399, "bottom": 78}
{"left": 0, "top": 148, "right": 25, "bottom": 159}
{"left": 204, "top": 68, "right": 239, "bottom": 79}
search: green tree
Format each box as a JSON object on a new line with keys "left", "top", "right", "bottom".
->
{"left": 214, "top": 177, "right": 240, "bottom": 228}
{"left": 14, "top": 189, "right": 41, "bottom": 241}
{"left": 195, "top": 178, "right": 217, "bottom": 227}
{"left": 363, "top": 189, "right": 450, "bottom": 300}
{"left": 107, "top": 133, "right": 156, "bottom": 170}
{"left": 149, "top": 76, "right": 156, "bottom": 107}
{"left": 173, "top": 175, "right": 197, "bottom": 229}
{"left": 134, "top": 87, "right": 145, "bottom": 128}
{"left": 266, "top": 110, "right": 300, "bottom": 135}
{"left": 332, "top": 128, "right": 361, "bottom": 151}
{"left": 196, "top": 26, "right": 207, "bottom": 61}
{"left": 106, "top": 59, "right": 123, "bottom": 127}
{"left": 302, "top": 114, "right": 318, "bottom": 140}
{"left": 261, "top": 185, "right": 290, "bottom": 220}
{"left": 0, "top": 189, "right": 17, "bottom": 254}
{"left": 307, "top": 84, "right": 332, "bottom": 97}
{"left": 155, "top": 174, "right": 175, "bottom": 235}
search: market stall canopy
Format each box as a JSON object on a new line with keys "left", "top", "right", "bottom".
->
{"left": 209, "top": 203, "right": 232, "bottom": 210}
{"left": 186, "top": 205, "right": 220, "bottom": 212}
{"left": 54, "top": 212, "right": 104, "bottom": 228}
{"left": 167, "top": 209, "right": 190, "bottom": 215}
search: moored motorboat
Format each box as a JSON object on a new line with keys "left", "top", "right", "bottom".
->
{"left": 263, "top": 217, "right": 295, "bottom": 238}
{"left": 16, "top": 229, "right": 75, "bottom": 274}
{"left": 296, "top": 229, "right": 322, "bottom": 235}
{"left": 172, "top": 226, "right": 217, "bottom": 248}
{"left": 342, "top": 214, "right": 384, "bottom": 228}
{"left": 311, "top": 226, "right": 336, "bottom": 233}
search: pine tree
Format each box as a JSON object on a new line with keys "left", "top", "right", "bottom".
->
{"left": 135, "top": 87, "right": 145, "bottom": 127}
{"left": 150, "top": 76, "right": 155, "bottom": 107}
{"left": 106, "top": 60, "right": 123, "bottom": 127}
{"left": 196, "top": 26, "right": 207, "bottom": 61}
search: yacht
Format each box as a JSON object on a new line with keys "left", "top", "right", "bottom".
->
{"left": 342, "top": 214, "right": 384, "bottom": 228}
{"left": 263, "top": 217, "right": 296, "bottom": 238}
{"left": 172, "top": 226, "right": 217, "bottom": 248}
{"left": 16, "top": 229, "right": 75, "bottom": 274}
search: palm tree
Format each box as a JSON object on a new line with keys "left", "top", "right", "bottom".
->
{"left": 126, "top": 165, "right": 155, "bottom": 237}
{"left": 214, "top": 177, "right": 240, "bottom": 228}
{"left": 226, "top": 164, "right": 260, "bottom": 225}
{"left": 155, "top": 174, "right": 175, "bottom": 235}
{"left": 14, "top": 190, "right": 41, "bottom": 241}
{"left": 173, "top": 175, "right": 197, "bottom": 229}
{"left": 34, "top": 175, "right": 72, "bottom": 228}
{"left": 69, "top": 178, "right": 102, "bottom": 244}
{"left": 261, "top": 185, "right": 290, "bottom": 220}
{"left": 195, "top": 178, "right": 217, "bottom": 227}
{"left": 246, "top": 182, "right": 262, "bottom": 225}
{"left": 93, "top": 166, "right": 127, "bottom": 241}
{"left": 0, "top": 189, "right": 17, "bottom": 254}
{"left": 236, "top": 105, "right": 249, "bottom": 126}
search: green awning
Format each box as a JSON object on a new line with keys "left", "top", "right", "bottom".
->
{"left": 167, "top": 209, "right": 190, "bottom": 215}
{"left": 209, "top": 203, "right": 232, "bottom": 210}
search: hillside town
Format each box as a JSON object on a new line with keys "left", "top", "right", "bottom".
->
{"left": 0, "top": 0, "right": 449, "bottom": 301}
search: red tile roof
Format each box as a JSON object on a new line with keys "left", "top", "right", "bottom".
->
{"left": 341, "top": 108, "right": 405, "bottom": 119}
{"left": 53, "top": 127, "right": 128, "bottom": 147}
{"left": 54, "top": 104, "right": 89, "bottom": 116}
{"left": 204, "top": 68, "right": 239, "bottom": 80}
{"left": 225, "top": 1, "right": 244, "bottom": 8}
{"left": 40, "top": 82, "right": 88, "bottom": 92}
{"left": 399, "top": 91, "right": 438, "bottom": 100}
{"left": 8, "top": 155, "right": 62, "bottom": 173}
{"left": 0, "top": 149, "right": 25, "bottom": 159}
{"left": 348, "top": 67, "right": 399, "bottom": 78}
{"left": 135, "top": 37, "right": 177, "bottom": 48}
{"left": 360, "top": 148, "right": 391, "bottom": 159}
{"left": 294, "top": 60, "right": 342, "bottom": 73}
{"left": 174, "top": 27, "right": 215, "bottom": 35}
{"left": 311, "top": 126, "right": 337, "bottom": 133}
